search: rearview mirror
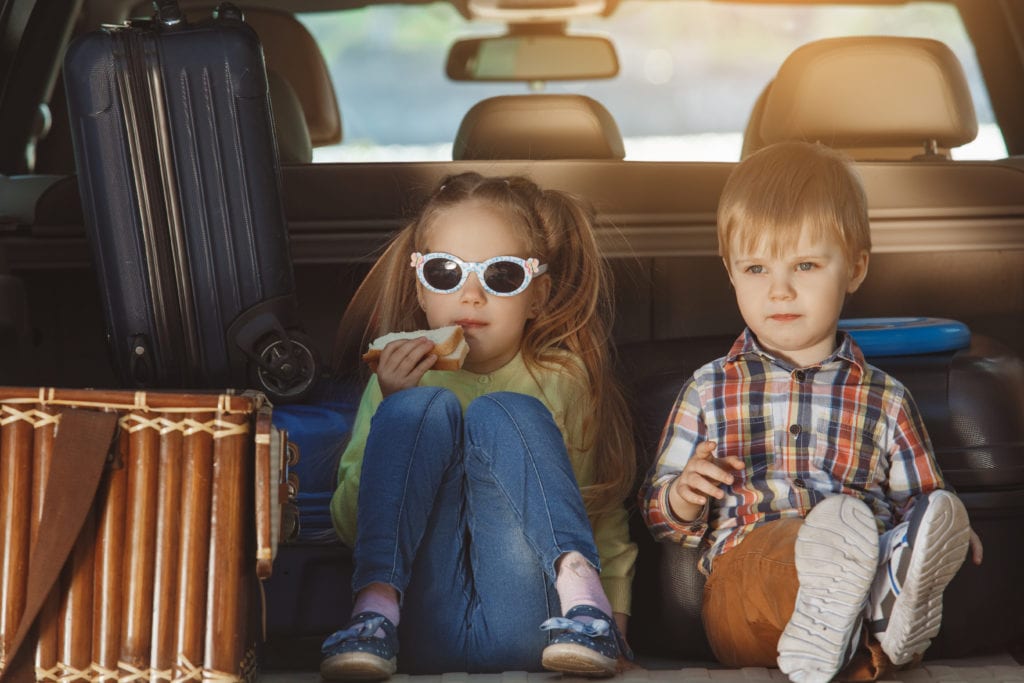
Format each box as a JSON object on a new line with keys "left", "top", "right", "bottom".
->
{"left": 446, "top": 33, "right": 619, "bottom": 82}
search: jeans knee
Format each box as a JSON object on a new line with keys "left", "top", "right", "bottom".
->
{"left": 466, "top": 392, "right": 551, "bottom": 433}
{"left": 377, "top": 386, "right": 461, "bottom": 428}
{"left": 464, "top": 393, "right": 566, "bottom": 471}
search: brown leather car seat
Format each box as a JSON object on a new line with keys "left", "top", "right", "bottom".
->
{"left": 242, "top": 8, "right": 342, "bottom": 150}
{"left": 743, "top": 36, "right": 978, "bottom": 160}
{"left": 453, "top": 94, "right": 625, "bottom": 160}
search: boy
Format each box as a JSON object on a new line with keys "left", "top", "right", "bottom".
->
{"left": 640, "top": 141, "right": 982, "bottom": 682}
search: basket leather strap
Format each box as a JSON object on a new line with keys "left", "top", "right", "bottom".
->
{"left": 1, "top": 408, "right": 118, "bottom": 683}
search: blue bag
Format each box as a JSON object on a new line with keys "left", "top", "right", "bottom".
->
{"left": 272, "top": 395, "right": 359, "bottom": 542}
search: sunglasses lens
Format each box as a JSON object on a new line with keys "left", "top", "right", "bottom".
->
{"left": 484, "top": 261, "right": 527, "bottom": 294}
{"left": 422, "top": 257, "right": 463, "bottom": 291}
{"left": 421, "top": 254, "right": 462, "bottom": 290}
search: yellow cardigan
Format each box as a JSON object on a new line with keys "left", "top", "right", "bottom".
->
{"left": 329, "top": 351, "right": 636, "bottom": 615}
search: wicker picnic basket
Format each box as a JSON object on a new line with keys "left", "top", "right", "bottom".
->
{"left": 0, "top": 388, "right": 292, "bottom": 682}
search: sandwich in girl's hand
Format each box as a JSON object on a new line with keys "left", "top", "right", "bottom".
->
{"left": 362, "top": 325, "right": 470, "bottom": 372}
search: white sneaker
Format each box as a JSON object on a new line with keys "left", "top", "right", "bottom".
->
{"left": 873, "top": 490, "right": 970, "bottom": 666}
{"left": 777, "top": 495, "right": 879, "bottom": 683}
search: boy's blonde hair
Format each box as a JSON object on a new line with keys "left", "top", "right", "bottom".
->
{"left": 332, "top": 172, "right": 635, "bottom": 516}
{"left": 718, "top": 141, "right": 871, "bottom": 265}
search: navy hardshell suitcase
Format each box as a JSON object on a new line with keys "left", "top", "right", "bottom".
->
{"left": 64, "top": 1, "right": 316, "bottom": 401}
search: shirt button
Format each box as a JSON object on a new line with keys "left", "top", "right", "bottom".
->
{"left": 789, "top": 424, "right": 801, "bottom": 435}
{"left": 794, "top": 370, "right": 806, "bottom": 382}
{"left": 793, "top": 478, "right": 806, "bottom": 488}
{"left": 478, "top": 375, "right": 490, "bottom": 384}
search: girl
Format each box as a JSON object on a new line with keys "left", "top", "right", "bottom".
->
{"left": 322, "top": 173, "right": 637, "bottom": 678}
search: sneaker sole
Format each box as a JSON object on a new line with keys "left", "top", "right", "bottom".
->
{"left": 542, "top": 643, "right": 617, "bottom": 677}
{"left": 878, "top": 490, "right": 970, "bottom": 665}
{"left": 778, "top": 495, "right": 879, "bottom": 683}
{"left": 320, "top": 652, "right": 397, "bottom": 681}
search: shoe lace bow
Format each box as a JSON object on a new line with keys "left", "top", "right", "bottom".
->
{"left": 321, "top": 615, "right": 387, "bottom": 652}
{"left": 538, "top": 616, "right": 611, "bottom": 638}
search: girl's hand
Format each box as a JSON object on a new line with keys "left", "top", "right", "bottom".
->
{"left": 667, "top": 441, "right": 745, "bottom": 523}
{"left": 376, "top": 337, "right": 437, "bottom": 397}
{"left": 968, "top": 526, "right": 983, "bottom": 565}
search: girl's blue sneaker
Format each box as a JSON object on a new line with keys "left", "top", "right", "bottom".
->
{"left": 540, "top": 604, "right": 634, "bottom": 677}
{"left": 320, "top": 611, "right": 399, "bottom": 680}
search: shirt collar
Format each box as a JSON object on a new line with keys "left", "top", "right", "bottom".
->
{"left": 726, "top": 328, "right": 866, "bottom": 371}
{"left": 449, "top": 350, "right": 527, "bottom": 382}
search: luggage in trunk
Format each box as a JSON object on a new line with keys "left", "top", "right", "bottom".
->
{"left": 63, "top": 1, "right": 316, "bottom": 402}
{"left": 0, "top": 387, "right": 290, "bottom": 682}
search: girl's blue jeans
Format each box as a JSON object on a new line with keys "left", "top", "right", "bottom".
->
{"left": 352, "top": 386, "right": 601, "bottom": 674}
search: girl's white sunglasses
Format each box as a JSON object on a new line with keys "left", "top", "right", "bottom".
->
{"left": 410, "top": 252, "right": 547, "bottom": 297}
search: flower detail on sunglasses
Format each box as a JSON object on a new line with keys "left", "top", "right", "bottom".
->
{"left": 525, "top": 258, "right": 540, "bottom": 276}
{"left": 410, "top": 252, "right": 426, "bottom": 268}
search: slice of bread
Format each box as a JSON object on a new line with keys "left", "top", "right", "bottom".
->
{"left": 362, "top": 325, "right": 469, "bottom": 372}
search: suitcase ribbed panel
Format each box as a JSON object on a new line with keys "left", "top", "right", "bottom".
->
{"left": 156, "top": 23, "right": 294, "bottom": 381}
{"left": 115, "top": 28, "right": 194, "bottom": 382}
{"left": 65, "top": 29, "right": 187, "bottom": 386}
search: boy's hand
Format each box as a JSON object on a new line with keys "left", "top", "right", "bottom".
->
{"left": 667, "top": 441, "right": 745, "bottom": 523}
{"left": 376, "top": 337, "right": 436, "bottom": 397}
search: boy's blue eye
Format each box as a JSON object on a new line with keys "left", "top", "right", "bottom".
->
{"left": 745, "top": 265, "right": 764, "bottom": 274}
{"left": 796, "top": 262, "right": 815, "bottom": 271}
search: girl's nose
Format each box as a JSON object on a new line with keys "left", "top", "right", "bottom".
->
{"left": 460, "top": 272, "right": 487, "bottom": 303}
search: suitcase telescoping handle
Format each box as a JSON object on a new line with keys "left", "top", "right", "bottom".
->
{"left": 152, "top": 0, "right": 184, "bottom": 26}
{"left": 152, "top": 0, "right": 244, "bottom": 26}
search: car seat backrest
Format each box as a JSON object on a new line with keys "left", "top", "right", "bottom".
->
{"left": 453, "top": 94, "right": 625, "bottom": 160}
{"left": 748, "top": 36, "right": 978, "bottom": 160}
{"left": 242, "top": 8, "right": 342, "bottom": 149}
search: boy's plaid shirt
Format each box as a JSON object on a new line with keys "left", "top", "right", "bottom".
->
{"left": 640, "top": 329, "right": 946, "bottom": 575}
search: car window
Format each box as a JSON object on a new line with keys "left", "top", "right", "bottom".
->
{"left": 299, "top": 1, "right": 1007, "bottom": 162}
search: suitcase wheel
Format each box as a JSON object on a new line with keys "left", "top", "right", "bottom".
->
{"left": 253, "top": 330, "right": 317, "bottom": 403}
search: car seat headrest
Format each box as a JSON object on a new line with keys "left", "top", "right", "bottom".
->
{"left": 756, "top": 36, "right": 978, "bottom": 160}
{"left": 242, "top": 8, "right": 342, "bottom": 148}
{"left": 268, "top": 69, "right": 313, "bottom": 163}
{"left": 740, "top": 83, "right": 772, "bottom": 160}
{"left": 453, "top": 94, "right": 625, "bottom": 161}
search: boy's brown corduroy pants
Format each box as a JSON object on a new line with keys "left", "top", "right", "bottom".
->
{"left": 701, "top": 518, "right": 895, "bottom": 682}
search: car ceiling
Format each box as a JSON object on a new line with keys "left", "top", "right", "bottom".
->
{"left": 82, "top": 0, "right": 970, "bottom": 23}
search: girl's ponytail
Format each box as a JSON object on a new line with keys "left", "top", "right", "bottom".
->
{"left": 330, "top": 225, "right": 422, "bottom": 380}
{"left": 524, "top": 188, "right": 636, "bottom": 517}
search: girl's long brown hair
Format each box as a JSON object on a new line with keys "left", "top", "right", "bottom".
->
{"left": 331, "top": 172, "right": 635, "bottom": 516}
